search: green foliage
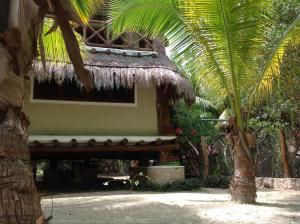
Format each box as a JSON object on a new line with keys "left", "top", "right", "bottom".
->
{"left": 249, "top": 98, "right": 297, "bottom": 131}
{"left": 133, "top": 178, "right": 202, "bottom": 192}
{"left": 39, "top": 1, "right": 103, "bottom": 62}
{"left": 71, "top": 0, "right": 103, "bottom": 24}
{"left": 110, "top": 0, "right": 300, "bottom": 131}
{"left": 204, "top": 175, "right": 230, "bottom": 189}
{"left": 172, "top": 100, "right": 218, "bottom": 145}
{"left": 39, "top": 19, "right": 89, "bottom": 63}
{"left": 273, "top": 0, "right": 300, "bottom": 28}
{"left": 250, "top": 0, "right": 300, "bottom": 132}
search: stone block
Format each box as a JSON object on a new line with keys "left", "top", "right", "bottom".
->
{"left": 131, "top": 166, "right": 185, "bottom": 185}
{"left": 256, "top": 177, "right": 300, "bottom": 190}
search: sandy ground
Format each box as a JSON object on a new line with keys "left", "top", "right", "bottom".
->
{"left": 41, "top": 189, "right": 300, "bottom": 224}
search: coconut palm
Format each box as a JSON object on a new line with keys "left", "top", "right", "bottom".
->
{"left": 110, "top": 0, "right": 300, "bottom": 203}
{"left": 0, "top": 1, "right": 101, "bottom": 223}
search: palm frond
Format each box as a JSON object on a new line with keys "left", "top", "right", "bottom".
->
{"left": 70, "top": 0, "right": 104, "bottom": 24}
{"left": 39, "top": 18, "right": 89, "bottom": 63}
{"left": 110, "top": 0, "right": 300, "bottom": 129}
{"left": 249, "top": 11, "right": 300, "bottom": 104}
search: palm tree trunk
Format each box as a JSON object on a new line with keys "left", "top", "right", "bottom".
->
{"left": 0, "top": 50, "right": 43, "bottom": 223}
{"left": 0, "top": 108, "right": 43, "bottom": 223}
{"left": 0, "top": 1, "right": 45, "bottom": 221}
{"left": 230, "top": 132, "right": 257, "bottom": 204}
{"left": 278, "top": 128, "right": 291, "bottom": 178}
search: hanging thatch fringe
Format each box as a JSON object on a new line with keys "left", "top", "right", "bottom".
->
{"left": 31, "top": 60, "right": 195, "bottom": 100}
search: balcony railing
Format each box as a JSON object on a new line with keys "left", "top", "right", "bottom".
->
{"left": 74, "top": 20, "right": 154, "bottom": 51}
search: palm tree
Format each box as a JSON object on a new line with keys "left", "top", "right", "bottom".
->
{"left": 110, "top": 0, "right": 300, "bottom": 203}
{"left": 0, "top": 1, "right": 101, "bottom": 223}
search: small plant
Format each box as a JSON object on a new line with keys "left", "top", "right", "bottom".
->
{"left": 129, "top": 172, "right": 150, "bottom": 190}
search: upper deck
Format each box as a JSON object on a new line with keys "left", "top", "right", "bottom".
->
{"left": 74, "top": 19, "right": 155, "bottom": 52}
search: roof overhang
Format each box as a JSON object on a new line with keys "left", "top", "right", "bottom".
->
{"left": 30, "top": 51, "right": 195, "bottom": 101}
{"left": 29, "top": 135, "right": 180, "bottom": 159}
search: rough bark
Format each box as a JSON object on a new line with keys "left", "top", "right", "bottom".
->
{"left": 230, "top": 132, "right": 257, "bottom": 204}
{"left": 0, "top": 1, "right": 44, "bottom": 223}
{"left": 0, "top": 108, "right": 43, "bottom": 224}
{"left": 200, "top": 136, "right": 209, "bottom": 181}
{"left": 278, "top": 128, "right": 291, "bottom": 178}
{"left": 0, "top": 47, "right": 43, "bottom": 222}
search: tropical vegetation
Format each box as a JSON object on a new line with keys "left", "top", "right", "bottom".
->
{"left": 1, "top": 0, "right": 300, "bottom": 223}
{"left": 110, "top": 0, "right": 300, "bottom": 203}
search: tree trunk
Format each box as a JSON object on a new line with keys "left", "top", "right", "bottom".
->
{"left": 230, "top": 132, "right": 257, "bottom": 204}
{"left": 0, "top": 108, "right": 43, "bottom": 224}
{"left": 0, "top": 1, "right": 45, "bottom": 222}
{"left": 278, "top": 128, "right": 291, "bottom": 178}
{"left": 200, "top": 136, "right": 209, "bottom": 181}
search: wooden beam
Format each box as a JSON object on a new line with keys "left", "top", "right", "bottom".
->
{"left": 29, "top": 144, "right": 180, "bottom": 158}
{"left": 32, "top": 140, "right": 42, "bottom": 147}
{"left": 52, "top": 139, "right": 60, "bottom": 147}
{"left": 154, "top": 138, "right": 162, "bottom": 145}
{"left": 70, "top": 138, "right": 78, "bottom": 147}
{"left": 137, "top": 140, "right": 147, "bottom": 146}
{"left": 156, "top": 85, "right": 173, "bottom": 135}
{"left": 88, "top": 138, "right": 97, "bottom": 146}
{"left": 120, "top": 138, "right": 129, "bottom": 145}
{"left": 104, "top": 139, "right": 113, "bottom": 146}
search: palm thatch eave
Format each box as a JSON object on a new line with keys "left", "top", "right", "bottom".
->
{"left": 30, "top": 52, "right": 195, "bottom": 101}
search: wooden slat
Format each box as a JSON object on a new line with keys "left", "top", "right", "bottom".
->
{"left": 74, "top": 21, "right": 154, "bottom": 51}
{"left": 137, "top": 140, "right": 147, "bottom": 146}
{"left": 120, "top": 138, "right": 129, "bottom": 145}
{"left": 32, "top": 140, "right": 42, "bottom": 147}
{"left": 155, "top": 138, "right": 163, "bottom": 145}
{"left": 88, "top": 139, "right": 97, "bottom": 146}
{"left": 51, "top": 139, "right": 60, "bottom": 147}
{"left": 29, "top": 144, "right": 180, "bottom": 158}
{"left": 70, "top": 139, "right": 78, "bottom": 147}
{"left": 104, "top": 139, "right": 113, "bottom": 146}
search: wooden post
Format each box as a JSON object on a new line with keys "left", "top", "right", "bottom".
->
{"left": 31, "top": 160, "right": 37, "bottom": 182}
{"left": 201, "top": 136, "right": 209, "bottom": 181}
{"left": 156, "top": 85, "right": 173, "bottom": 135}
{"left": 278, "top": 128, "right": 291, "bottom": 178}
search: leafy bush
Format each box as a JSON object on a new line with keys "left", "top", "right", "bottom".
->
{"left": 172, "top": 100, "right": 218, "bottom": 146}
{"left": 204, "top": 175, "right": 230, "bottom": 189}
{"left": 133, "top": 178, "right": 202, "bottom": 192}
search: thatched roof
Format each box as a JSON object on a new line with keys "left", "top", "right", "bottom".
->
{"left": 30, "top": 51, "right": 195, "bottom": 101}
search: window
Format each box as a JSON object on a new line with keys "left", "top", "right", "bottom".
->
{"left": 32, "top": 78, "right": 135, "bottom": 105}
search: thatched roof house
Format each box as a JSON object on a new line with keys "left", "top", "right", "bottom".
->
{"left": 26, "top": 20, "right": 195, "bottom": 169}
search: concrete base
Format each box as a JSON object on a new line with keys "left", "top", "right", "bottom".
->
{"left": 256, "top": 177, "right": 300, "bottom": 190}
{"left": 130, "top": 166, "right": 185, "bottom": 185}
